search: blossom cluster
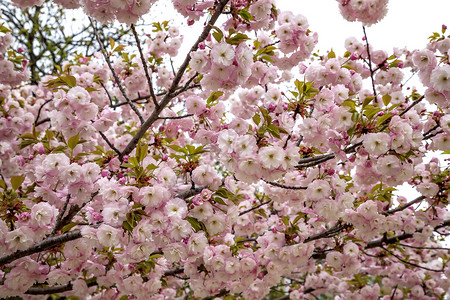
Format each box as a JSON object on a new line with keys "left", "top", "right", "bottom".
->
{"left": 0, "top": 0, "right": 450, "bottom": 299}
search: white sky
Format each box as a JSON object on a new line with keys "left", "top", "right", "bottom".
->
{"left": 276, "top": 0, "right": 450, "bottom": 54}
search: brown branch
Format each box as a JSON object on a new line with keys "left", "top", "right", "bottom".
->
{"left": 98, "top": 131, "right": 121, "bottom": 155}
{"left": 362, "top": 26, "right": 377, "bottom": 98}
{"left": 89, "top": 17, "right": 144, "bottom": 124}
{"left": 158, "top": 114, "right": 194, "bottom": 120}
{"left": 25, "top": 279, "right": 98, "bottom": 295}
{"left": 120, "top": 0, "right": 230, "bottom": 159}
{"left": 35, "top": 117, "right": 51, "bottom": 126}
{"left": 399, "top": 95, "right": 424, "bottom": 118}
{"left": 163, "top": 266, "right": 184, "bottom": 277}
{"left": 51, "top": 194, "right": 71, "bottom": 236}
{"left": 100, "top": 80, "right": 114, "bottom": 107}
{"left": 380, "top": 246, "right": 443, "bottom": 272}
{"left": 0, "top": 230, "right": 82, "bottom": 267}
{"left": 130, "top": 24, "right": 159, "bottom": 109}
{"left": 304, "top": 223, "right": 348, "bottom": 243}
{"left": 25, "top": 283, "right": 73, "bottom": 295}
{"left": 34, "top": 99, "right": 52, "bottom": 126}
{"left": 263, "top": 180, "right": 307, "bottom": 190}
{"left": 177, "top": 186, "right": 205, "bottom": 200}
{"left": 366, "top": 219, "right": 450, "bottom": 249}
{"left": 398, "top": 243, "right": 450, "bottom": 251}
{"left": 381, "top": 196, "right": 426, "bottom": 216}
{"left": 239, "top": 200, "right": 272, "bottom": 216}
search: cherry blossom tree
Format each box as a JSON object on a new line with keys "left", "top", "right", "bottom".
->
{"left": 0, "top": 0, "right": 449, "bottom": 299}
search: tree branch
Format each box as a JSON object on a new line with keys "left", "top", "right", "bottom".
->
{"left": 381, "top": 196, "right": 426, "bottom": 216}
{"left": 130, "top": 24, "right": 159, "bottom": 109}
{"left": 362, "top": 26, "right": 377, "bottom": 98}
{"left": 0, "top": 230, "right": 82, "bottom": 267}
{"left": 89, "top": 17, "right": 144, "bottom": 124}
{"left": 120, "top": 0, "right": 230, "bottom": 159}
{"left": 98, "top": 131, "right": 121, "bottom": 156}
{"left": 51, "top": 194, "right": 71, "bottom": 236}
{"left": 239, "top": 200, "right": 272, "bottom": 216}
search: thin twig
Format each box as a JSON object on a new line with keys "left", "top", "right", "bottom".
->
{"left": 398, "top": 243, "right": 450, "bottom": 251}
{"left": 34, "top": 99, "right": 52, "bottom": 126}
{"left": 89, "top": 17, "right": 144, "bottom": 124}
{"left": 304, "top": 223, "right": 348, "bottom": 243}
{"left": 239, "top": 200, "right": 271, "bottom": 216}
{"left": 390, "top": 285, "right": 398, "bottom": 300}
{"left": 263, "top": 180, "right": 307, "bottom": 190}
{"left": 100, "top": 80, "right": 114, "bottom": 106}
{"left": 120, "top": 0, "right": 230, "bottom": 159}
{"left": 158, "top": 114, "right": 194, "bottom": 120}
{"left": 362, "top": 26, "right": 377, "bottom": 98}
{"left": 0, "top": 230, "right": 82, "bottom": 267}
{"left": 177, "top": 186, "right": 205, "bottom": 200}
{"left": 381, "top": 196, "right": 425, "bottom": 215}
{"left": 130, "top": 24, "right": 159, "bottom": 108}
{"left": 380, "top": 246, "right": 443, "bottom": 272}
{"left": 98, "top": 131, "right": 121, "bottom": 155}
{"left": 366, "top": 219, "right": 450, "bottom": 249}
{"left": 51, "top": 194, "right": 71, "bottom": 236}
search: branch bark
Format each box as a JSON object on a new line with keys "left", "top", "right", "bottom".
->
{"left": 0, "top": 230, "right": 82, "bottom": 267}
{"left": 120, "top": 0, "right": 230, "bottom": 159}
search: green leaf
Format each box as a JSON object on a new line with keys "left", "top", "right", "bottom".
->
{"left": 294, "top": 79, "right": 303, "bottom": 92}
{"left": 109, "top": 37, "right": 115, "bottom": 50}
{"left": 267, "top": 124, "right": 281, "bottom": 139}
{"left": 210, "top": 25, "right": 224, "bottom": 43}
{"left": 239, "top": 9, "right": 255, "bottom": 22}
{"left": 252, "top": 113, "right": 261, "bottom": 125}
{"left": 258, "top": 107, "right": 272, "bottom": 124}
{"left": 11, "top": 175, "right": 25, "bottom": 190}
{"left": 0, "top": 179, "right": 6, "bottom": 189}
{"left": 341, "top": 64, "right": 356, "bottom": 71}
{"left": 185, "top": 216, "right": 208, "bottom": 234}
{"left": 61, "top": 222, "right": 79, "bottom": 233}
{"left": 114, "top": 45, "right": 126, "bottom": 52}
{"left": 363, "top": 105, "right": 382, "bottom": 119}
{"left": 206, "top": 91, "right": 224, "bottom": 106}
{"left": 226, "top": 33, "right": 249, "bottom": 45}
{"left": 60, "top": 75, "right": 76, "bottom": 88}
{"left": 376, "top": 113, "right": 393, "bottom": 126}
{"left": 382, "top": 94, "right": 391, "bottom": 106}
{"left": 214, "top": 196, "right": 227, "bottom": 206}
{"left": 19, "top": 132, "right": 36, "bottom": 140}
{"left": 362, "top": 96, "right": 375, "bottom": 108}
{"left": 215, "top": 188, "right": 234, "bottom": 199}
{"left": 67, "top": 133, "right": 80, "bottom": 149}
{"left": 328, "top": 49, "right": 336, "bottom": 59}
{"left": 128, "top": 156, "right": 139, "bottom": 167}
{"left": 342, "top": 99, "right": 356, "bottom": 110}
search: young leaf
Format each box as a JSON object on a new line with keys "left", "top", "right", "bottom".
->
{"left": 67, "top": 133, "right": 80, "bottom": 149}
{"left": 11, "top": 175, "right": 25, "bottom": 190}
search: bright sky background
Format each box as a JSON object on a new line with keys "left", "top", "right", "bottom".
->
{"left": 276, "top": 0, "right": 450, "bottom": 54}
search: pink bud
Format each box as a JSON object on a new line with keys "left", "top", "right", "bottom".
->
{"left": 101, "top": 170, "right": 110, "bottom": 177}
{"left": 17, "top": 47, "right": 25, "bottom": 53}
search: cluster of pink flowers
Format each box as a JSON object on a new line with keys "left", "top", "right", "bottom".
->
{"left": 1, "top": 0, "right": 450, "bottom": 299}
{"left": 336, "top": 0, "right": 389, "bottom": 26}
